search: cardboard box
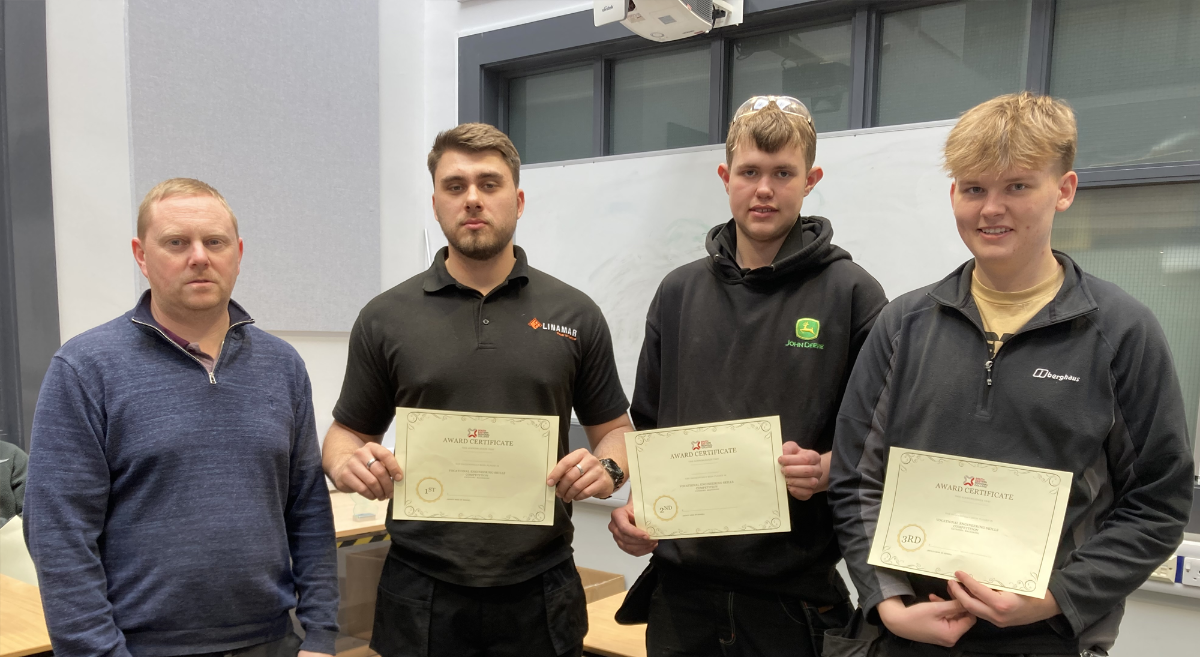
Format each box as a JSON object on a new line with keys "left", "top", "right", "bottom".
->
{"left": 577, "top": 567, "right": 625, "bottom": 603}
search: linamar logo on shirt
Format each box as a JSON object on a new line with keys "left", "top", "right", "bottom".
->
{"left": 786, "top": 317, "right": 824, "bottom": 350}
{"left": 528, "top": 317, "right": 578, "bottom": 341}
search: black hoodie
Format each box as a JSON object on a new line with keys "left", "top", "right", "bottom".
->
{"left": 632, "top": 216, "right": 888, "bottom": 601}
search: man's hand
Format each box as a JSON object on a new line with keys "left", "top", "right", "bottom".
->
{"left": 947, "top": 571, "right": 1061, "bottom": 628}
{"left": 330, "top": 442, "right": 402, "bottom": 500}
{"left": 299, "top": 652, "right": 333, "bottom": 657}
{"left": 778, "top": 442, "right": 829, "bottom": 501}
{"left": 609, "top": 497, "right": 658, "bottom": 557}
{"left": 877, "top": 595, "right": 976, "bottom": 647}
{"left": 547, "top": 448, "right": 612, "bottom": 503}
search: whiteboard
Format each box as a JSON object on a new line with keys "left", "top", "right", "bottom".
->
{"left": 515, "top": 121, "right": 972, "bottom": 398}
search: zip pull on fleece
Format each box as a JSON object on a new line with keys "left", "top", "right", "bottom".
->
{"left": 985, "top": 359, "right": 994, "bottom": 386}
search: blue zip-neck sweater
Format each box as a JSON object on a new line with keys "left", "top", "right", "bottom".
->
{"left": 24, "top": 293, "right": 339, "bottom": 656}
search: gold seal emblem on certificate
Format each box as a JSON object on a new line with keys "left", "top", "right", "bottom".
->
{"left": 868, "top": 447, "right": 1072, "bottom": 598}
{"left": 625, "top": 416, "right": 791, "bottom": 539}
{"left": 653, "top": 495, "right": 679, "bottom": 521}
{"left": 416, "top": 477, "right": 443, "bottom": 502}
{"left": 896, "top": 524, "right": 925, "bottom": 551}
{"left": 392, "top": 408, "right": 559, "bottom": 526}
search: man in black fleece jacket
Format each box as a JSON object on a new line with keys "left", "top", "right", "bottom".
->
{"left": 829, "top": 93, "right": 1193, "bottom": 656}
{"left": 609, "top": 96, "right": 887, "bottom": 657}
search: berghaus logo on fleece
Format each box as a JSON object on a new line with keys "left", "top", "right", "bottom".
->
{"left": 1032, "top": 368, "right": 1079, "bottom": 382}
{"left": 786, "top": 317, "right": 824, "bottom": 350}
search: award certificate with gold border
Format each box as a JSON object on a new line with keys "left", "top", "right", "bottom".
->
{"left": 392, "top": 408, "right": 559, "bottom": 526}
{"left": 625, "top": 416, "right": 791, "bottom": 539}
{"left": 868, "top": 447, "right": 1072, "bottom": 598}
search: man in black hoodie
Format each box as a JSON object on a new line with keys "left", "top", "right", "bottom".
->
{"left": 609, "top": 96, "right": 888, "bottom": 657}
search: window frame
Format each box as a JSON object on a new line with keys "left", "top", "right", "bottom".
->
{"left": 872, "top": 0, "right": 1037, "bottom": 127}
{"left": 459, "top": 0, "right": 1200, "bottom": 188}
{"left": 460, "top": 0, "right": 1200, "bottom": 466}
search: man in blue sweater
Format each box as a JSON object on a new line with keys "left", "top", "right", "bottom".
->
{"left": 24, "top": 178, "right": 339, "bottom": 657}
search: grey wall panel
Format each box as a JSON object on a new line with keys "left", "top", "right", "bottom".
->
{"left": 1, "top": 0, "right": 59, "bottom": 451}
{"left": 128, "top": 0, "right": 380, "bottom": 332}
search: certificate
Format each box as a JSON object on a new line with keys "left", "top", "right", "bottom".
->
{"left": 625, "top": 416, "right": 791, "bottom": 539}
{"left": 392, "top": 408, "right": 559, "bottom": 526}
{"left": 868, "top": 447, "right": 1072, "bottom": 598}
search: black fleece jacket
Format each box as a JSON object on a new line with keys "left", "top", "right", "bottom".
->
{"left": 829, "top": 252, "right": 1194, "bottom": 654}
{"left": 632, "top": 216, "right": 888, "bottom": 601}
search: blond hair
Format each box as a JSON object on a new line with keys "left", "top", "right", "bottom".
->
{"left": 427, "top": 123, "right": 522, "bottom": 187}
{"left": 944, "top": 92, "right": 1077, "bottom": 179}
{"left": 726, "top": 102, "right": 817, "bottom": 171}
{"left": 137, "top": 178, "right": 238, "bottom": 239}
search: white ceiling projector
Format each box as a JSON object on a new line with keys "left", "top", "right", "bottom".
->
{"left": 595, "top": 0, "right": 744, "bottom": 42}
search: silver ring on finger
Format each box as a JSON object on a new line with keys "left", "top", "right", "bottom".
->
{"left": 365, "top": 457, "right": 379, "bottom": 469}
{"left": 576, "top": 463, "right": 585, "bottom": 476}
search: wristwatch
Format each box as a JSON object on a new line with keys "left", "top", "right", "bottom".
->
{"left": 597, "top": 458, "right": 625, "bottom": 498}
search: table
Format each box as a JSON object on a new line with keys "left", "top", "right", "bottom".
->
{"left": 583, "top": 591, "right": 646, "bottom": 657}
{"left": 0, "top": 574, "right": 51, "bottom": 657}
{"left": 330, "top": 490, "right": 390, "bottom": 546}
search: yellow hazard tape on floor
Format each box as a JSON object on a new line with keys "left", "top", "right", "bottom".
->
{"left": 337, "top": 533, "right": 390, "bottom": 549}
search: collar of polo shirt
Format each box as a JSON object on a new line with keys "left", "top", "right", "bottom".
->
{"left": 423, "top": 245, "right": 532, "bottom": 294}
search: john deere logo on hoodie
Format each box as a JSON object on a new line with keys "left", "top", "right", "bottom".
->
{"left": 786, "top": 318, "right": 824, "bottom": 350}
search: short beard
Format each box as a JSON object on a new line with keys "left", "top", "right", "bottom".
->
{"left": 441, "top": 219, "right": 516, "bottom": 261}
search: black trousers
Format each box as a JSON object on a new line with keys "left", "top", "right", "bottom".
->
{"left": 645, "top": 564, "right": 853, "bottom": 657}
{"left": 869, "top": 635, "right": 1097, "bottom": 657}
{"left": 370, "top": 550, "right": 587, "bottom": 657}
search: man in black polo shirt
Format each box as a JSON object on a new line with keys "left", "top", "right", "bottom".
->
{"left": 322, "top": 123, "right": 633, "bottom": 657}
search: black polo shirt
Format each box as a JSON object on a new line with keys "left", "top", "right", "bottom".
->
{"left": 333, "top": 246, "right": 629, "bottom": 587}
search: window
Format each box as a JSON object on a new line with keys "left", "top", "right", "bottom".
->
{"left": 1054, "top": 183, "right": 1200, "bottom": 447}
{"left": 472, "top": 0, "right": 1200, "bottom": 177}
{"left": 610, "top": 46, "right": 712, "bottom": 155}
{"left": 508, "top": 65, "right": 594, "bottom": 165}
{"left": 729, "top": 21, "right": 853, "bottom": 133}
{"left": 875, "top": 0, "right": 1031, "bottom": 126}
{"left": 468, "top": 0, "right": 1200, "bottom": 449}
{"left": 1050, "top": 0, "right": 1200, "bottom": 169}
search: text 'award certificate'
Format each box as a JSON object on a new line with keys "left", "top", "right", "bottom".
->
{"left": 392, "top": 408, "right": 559, "bottom": 526}
{"left": 868, "top": 447, "right": 1072, "bottom": 598}
{"left": 625, "top": 416, "right": 791, "bottom": 539}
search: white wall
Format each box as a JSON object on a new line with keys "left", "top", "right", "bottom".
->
{"left": 43, "top": 2, "right": 1200, "bottom": 652}
{"left": 1114, "top": 590, "right": 1200, "bottom": 657}
{"left": 573, "top": 502, "right": 652, "bottom": 587}
{"left": 45, "top": 0, "right": 135, "bottom": 342}
{"left": 44, "top": 0, "right": 597, "bottom": 443}
{"left": 45, "top": 0, "right": 365, "bottom": 452}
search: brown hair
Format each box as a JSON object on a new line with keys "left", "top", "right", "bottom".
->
{"left": 427, "top": 123, "right": 522, "bottom": 187}
{"left": 137, "top": 178, "right": 238, "bottom": 240}
{"left": 944, "top": 91, "right": 1077, "bottom": 179}
{"left": 726, "top": 102, "right": 817, "bottom": 171}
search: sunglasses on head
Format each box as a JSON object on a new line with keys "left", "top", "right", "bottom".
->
{"left": 732, "top": 95, "right": 814, "bottom": 126}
